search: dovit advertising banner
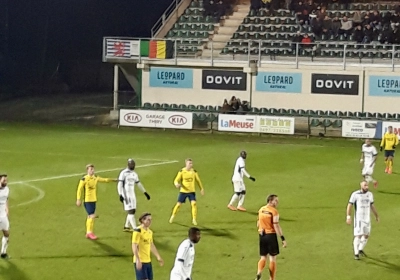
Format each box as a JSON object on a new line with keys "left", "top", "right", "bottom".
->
{"left": 258, "top": 116, "right": 295, "bottom": 135}
{"left": 119, "top": 109, "right": 193, "bottom": 129}
{"left": 201, "top": 70, "right": 247, "bottom": 91}
{"left": 218, "top": 115, "right": 295, "bottom": 134}
{"left": 311, "top": 74, "right": 359, "bottom": 95}
{"left": 218, "top": 114, "right": 257, "bottom": 132}
{"left": 341, "top": 120, "right": 382, "bottom": 139}
{"left": 381, "top": 122, "right": 400, "bottom": 140}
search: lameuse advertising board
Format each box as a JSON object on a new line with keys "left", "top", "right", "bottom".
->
{"left": 202, "top": 70, "right": 247, "bottom": 91}
{"left": 119, "top": 109, "right": 193, "bottom": 129}
{"left": 311, "top": 74, "right": 359, "bottom": 95}
{"left": 218, "top": 115, "right": 295, "bottom": 134}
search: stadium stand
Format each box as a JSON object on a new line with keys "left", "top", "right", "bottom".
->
{"left": 163, "top": 0, "right": 400, "bottom": 60}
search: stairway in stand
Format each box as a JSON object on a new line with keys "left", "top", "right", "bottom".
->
{"left": 202, "top": 1, "right": 250, "bottom": 58}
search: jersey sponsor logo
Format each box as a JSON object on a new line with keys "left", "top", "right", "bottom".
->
{"left": 124, "top": 113, "right": 142, "bottom": 123}
{"left": 168, "top": 115, "right": 188, "bottom": 126}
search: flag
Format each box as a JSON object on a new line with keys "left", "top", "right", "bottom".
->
{"left": 106, "top": 40, "right": 131, "bottom": 57}
{"left": 149, "top": 40, "right": 174, "bottom": 59}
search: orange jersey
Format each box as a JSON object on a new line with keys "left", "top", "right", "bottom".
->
{"left": 258, "top": 205, "right": 279, "bottom": 234}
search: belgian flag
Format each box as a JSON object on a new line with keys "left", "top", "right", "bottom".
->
{"left": 149, "top": 40, "right": 174, "bottom": 59}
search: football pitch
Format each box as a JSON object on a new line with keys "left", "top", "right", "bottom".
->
{"left": 1, "top": 122, "right": 400, "bottom": 280}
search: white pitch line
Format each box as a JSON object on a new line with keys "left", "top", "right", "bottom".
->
{"left": 12, "top": 183, "right": 46, "bottom": 208}
{"left": 10, "top": 160, "right": 178, "bottom": 185}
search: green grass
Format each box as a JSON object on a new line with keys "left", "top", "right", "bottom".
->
{"left": 1, "top": 122, "right": 400, "bottom": 280}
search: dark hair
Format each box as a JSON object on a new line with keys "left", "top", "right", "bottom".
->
{"left": 267, "top": 194, "right": 278, "bottom": 203}
{"left": 188, "top": 227, "right": 200, "bottom": 236}
{"left": 139, "top": 212, "right": 151, "bottom": 223}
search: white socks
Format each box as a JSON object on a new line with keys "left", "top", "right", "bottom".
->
{"left": 365, "top": 175, "right": 374, "bottom": 183}
{"left": 229, "top": 194, "right": 239, "bottom": 206}
{"left": 1, "top": 236, "right": 8, "bottom": 254}
{"left": 238, "top": 195, "right": 246, "bottom": 207}
{"left": 353, "top": 237, "right": 360, "bottom": 255}
{"left": 359, "top": 236, "right": 368, "bottom": 251}
{"left": 126, "top": 214, "right": 136, "bottom": 229}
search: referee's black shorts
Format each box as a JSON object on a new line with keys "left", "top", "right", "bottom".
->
{"left": 259, "top": 233, "right": 279, "bottom": 256}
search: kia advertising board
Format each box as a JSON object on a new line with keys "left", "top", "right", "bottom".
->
{"left": 119, "top": 109, "right": 193, "bottom": 129}
{"left": 201, "top": 70, "right": 247, "bottom": 91}
{"left": 381, "top": 121, "right": 400, "bottom": 140}
{"left": 258, "top": 116, "right": 295, "bottom": 135}
{"left": 342, "top": 120, "right": 381, "bottom": 139}
{"left": 311, "top": 74, "right": 359, "bottom": 95}
{"left": 218, "top": 115, "right": 257, "bottom": 133}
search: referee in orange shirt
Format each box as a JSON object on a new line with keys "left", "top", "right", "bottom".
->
{"left": 255, "top": 194, "right": 287, "bottom": 280}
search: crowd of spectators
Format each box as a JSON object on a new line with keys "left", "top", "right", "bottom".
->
{"left": 221, "top": 96, "right": 250, "bottom": 114}
{"left": 202, "top": 0, "right": 236, "bottom": 22}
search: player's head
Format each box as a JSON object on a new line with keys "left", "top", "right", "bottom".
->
{"left": 128, "top": 159, "right": 135, "bottom": 171}
{"left": 185, "top": 158, "right": 193, "bottom": 170}
{"left": 188, "top": 227, "right": 201, "bottom": 244}
{"left": 360, "top": 180, "right": 369, "bottom": 193}
{"left": 0, "top": 174, "right": 7, "bottom": 187}
{"left": 139, "top": 212, "right": 152, "bottom": 227}
{"left": 86, "top": 164, "right": 95, "bottom": 176}
{"left": 267, "top": 194, "right": 279, "bottom": 207}
{"left": 240, "top": 150, "right": 247, "bottom": 159}
{"left": 388, "top": 126, "right": 393, "bottom": 133}
{"left": 365, "top": 139, "right": 371, "bottom": 146}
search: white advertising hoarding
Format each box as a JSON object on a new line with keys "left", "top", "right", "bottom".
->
{"left": 218, "top": 114, "right": 258, "bottom": 133}
{"left": 381, "top": 121, "right": 400, "bottom": 140}
{"left": 119, "top": 109, "right": 193, "bottom": 129}
{"left": 342, "top": 120, "right": 379, "bottom": 138}
{"left": 258, "top": 116, "right": 295, "bottom": 135}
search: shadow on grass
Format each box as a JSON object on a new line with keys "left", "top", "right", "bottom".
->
{"left": 2, "top": 260, "right": 31, "bottom": 280}
{"left": 366, "top": 256, "right": 400, "bottom": 272}
{"left": 93, "top": 240, "right": 131, "bottom": 262}
{"left": 174, "top": 223, "right": 237, "bottom": 240}
{"left": 153, "top": 239, "right": 175, "bottom": 253}
{"left": 377, "top": 190, "right": 400, "bottom": 196}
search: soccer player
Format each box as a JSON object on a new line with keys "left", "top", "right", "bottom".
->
{"left": 346, "top": 181, "right": 379, "bottom": 260}
{"left": 360, "top": 139, "right": 378, "bottom": 188}
{"left": 132, "top": 212, "right": 164, "bottom": 280}
{"left": 227, "top": 151, "right": 255, "bottom": 212}
{"left": 117, "top": 159, "right": 151, "bottom": 232}
{"left": 255, "top": 194, "right": 287, "bottom": 280}
{"left": 170, "top": 227, "right": 201, "bottom": 280}
{"left": 0, "top": 174, "right": 10, "bottom": 259}
{"left": 76, "top": 164, "right": 117, "bottom": 240}
{"left": 380, "top": 125, "right": 398, "bottom": 174}
{"left": 169, "top": 158, "right": 204, "bottom": 226}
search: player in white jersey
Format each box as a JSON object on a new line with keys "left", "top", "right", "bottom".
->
{"left": 0, "top": 174, "right": 10, "bottom": 259}
{"left": 346, "top": 181, "right": 379, "bottom": 260}
{"left": 170, "top": 227, "right": 201, "bottom": 280}
{"left": 227, "top": 151, "right": 256, "bottom": 212}
{"left": 360, "top": 139, "right": 378, "bottom": 188}
{"left": 117, "top": 159, "right": 151, "bottom": 232}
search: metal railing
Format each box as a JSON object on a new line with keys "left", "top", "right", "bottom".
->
{"left": 151, "top": 0, "right": 184, "bottom": 38}
{"left": 103, "top": 37, "right": 400, "bottom": 70}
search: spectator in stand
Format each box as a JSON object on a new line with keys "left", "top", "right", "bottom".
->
{"left": 391, "top": 12, "right": 400, "bottom": 24}
{"left": 363, "top": 24, "right": 374, "bottom": 43}
{"left": 228, "top": 96, "right": 240, "bottom": 112}
{"left": 250, "top": 0, "right": 261, "bottom": 11}
{"left": 291, "top": 31, "right": 303, "bottom": 51}
{"left": 382, "top": 11, "right": 392, "bottom": 29}
{"left": 298, "top": 9, "right": 310, "bottom": 26}
{"left": 294, "top": 1, "right": 305, "bottom": 17}
{"left": 322, "top": 15, "right": 333, "bottom": 36}
{"left": 311, "top": 15, "right": 323, "bottom": 37}
{"left": 305, "top": 0, "right": 316, "bottom": 14}
{"left": 369, "top": 10, "right": 382, "bottom": 30}
{"left": 301, "top": 33, "right": 313, "bottom": 48}
{"left": 392, "top": 23, "right": 400, "bottom": 44}
{"left": 352, "top": 9, "right": 363, "bottom": 27}
{"left": 338, "top": 16, "right": 353, "bottom": 38}
{"left": 353, "top": 24, "right": 364, "bottom": 48}
{"left": 331, "top": 16, "right": 341, "bottom": 36}
{"left": 221, "top": 99, "right": 232, "bottom": 114}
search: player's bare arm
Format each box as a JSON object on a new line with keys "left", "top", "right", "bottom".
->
{"left": 272, "top": 215, "right": 287, "bottom": 248}
{"left": 150, "top": 242, "right": 164, "bottom": 266}
{"left": 360, "top": 152, "right": 364, "bottom": 163}
{"left": 5, "top": 200, "right": 8, "bottom": 216}
{"left": 346, "top": 203, "right": 352, "bottom": 224}
{"left": 371, "top": 204, "right": 379, "bottom": 222}
{"left": 132, "top": 243, "right": 142, "bottom": 269}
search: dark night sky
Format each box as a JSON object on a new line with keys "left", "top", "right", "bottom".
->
{"left": 5, "top": 0, "right": 171, "bottom": 86}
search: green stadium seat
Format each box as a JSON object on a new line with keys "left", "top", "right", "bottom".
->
{"left": 215, "top": 106, "right": 222, "bottom": 112}
{"left": 208, "top": 113, "right": 218, "bottom": 122}
{"left": 197, "top": 113, "right": 208, "bottom": 122}
{"left": 269, "top": 108, "right": 279, "bottom": 115}
{"left": 250, "top": 107, "right": 260, "bottom": 115}
{"left": 344, "top": 111, "right": 355, "bottom": 118}
{"left": 161, "top": 103, "right": 170, "bottom": 110}
{"left": 365, "top": 112, "right": 374, "bottom": 119}
{"left": 355, "top": 112, "right": 366, "bottom": 118}
{"left": 287, "top": 109, "right": 297, "bottom": 116}
{"left": 373, "top": 113, "right": 383, "bottom": 119}
{"left": 178, "top": 104, "right": 187, "bottom": 111}
{"left": 306, "top": 110, "right": 318, "bottom": 117}
{"left": 297, "top": 109, "right": 306, "bottom": 116}
{"left": 197, "top": 105, "right": 206, "bottom": 111}
{"left": 152, "top": 103, "right": 161, "bottom": 109}
{"left": 188, "top": 105, "right": 197, "bottom": 111}
{"left": 190, "top": 1, "right": 199, "bottom": 7}
{"left": 205, "top": 105, "right": 215, "bottom": 112}
{"left": 322, "top": 119, "right": 332, "bottom": 128}
{"left": 325, "top": 110, "right": 336, "bottom": 118}
{"left": 143, "top": 102, "right": 152, "bottom": 109}
{"left": 260, "top": 108, "right": 269, "bottom": 115}
{"left": 383, "top": 113, "right": 394, "bottom": 119}
{"left": 332, "top": 120, "right": 342, "bottom": 128}
{"left": 170, "top": 104, "right": 178, "bottom": 111}
{"left": 310, "top": 119, "right": 320, "bottom": 127}
{"left": 278, "top": 108, "right": 287, "bottom": 115}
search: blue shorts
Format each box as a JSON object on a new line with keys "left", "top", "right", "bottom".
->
{"left": 177, "top": 192, "right": 196, "bottom": 203}
{"left": 84, "top": 202, "right": 96, "bottom": 215}
{"left": 134, "top": 262, "right": 153, "bottom": 280}
{"left": 385, "top": 150, "right": 395, "bottom": 158}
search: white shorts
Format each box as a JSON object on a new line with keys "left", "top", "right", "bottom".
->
{"left": 123, "top": 196, "right": 136, "bottom": 211}
{"left": 0, "top": 216, "right": 10, "bottom": 231}
{"left": 232, "top": 181, "right": 245, "bottom": 193}
{"left": 170, "top": 271, "right": 185, "bottom": 280}
{"left": 362, "top": 164, "right": 374, "bottom": 176}
{"left": 354, "top": 219, "right": 371, "bottom": 236}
